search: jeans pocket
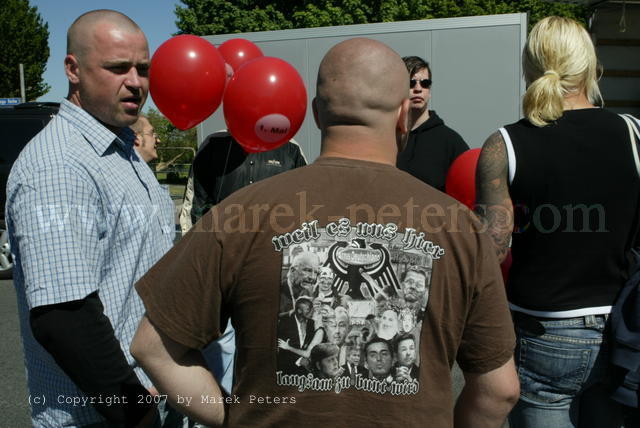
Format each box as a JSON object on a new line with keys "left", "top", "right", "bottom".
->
{"left": 517, "top": 336, "right": 591, "bottom": 405}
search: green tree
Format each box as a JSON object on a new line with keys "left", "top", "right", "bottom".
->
{"left": 175, "top": 0, "right": 590, "bottom": 36}
{"left": 0, "top": 0, "right": 50, "bottom": 100}
{"left": 146, "top": 108, "right": 197, "bottom": 180}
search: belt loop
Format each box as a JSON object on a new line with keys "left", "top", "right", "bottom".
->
{"left": 584, "top": 314, "right": 596, "bottom": 327}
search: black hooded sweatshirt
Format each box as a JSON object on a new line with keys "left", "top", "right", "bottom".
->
{"left": 397, "top": 110, "right": 469, "bottom": 192}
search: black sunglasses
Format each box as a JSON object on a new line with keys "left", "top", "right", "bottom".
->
{"left": 410, "top": 78, "right": 432, "bottom": 89}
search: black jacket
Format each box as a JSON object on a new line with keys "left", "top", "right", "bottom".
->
{"left": 397, "top": 110, "right": 468, "bottom": 192}
{"left": 184, "top": 131, "right": 307, "bottom": 225}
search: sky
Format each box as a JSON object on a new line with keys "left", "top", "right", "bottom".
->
{"left": 31, "top": 0, "right": 181, "bottom": 111}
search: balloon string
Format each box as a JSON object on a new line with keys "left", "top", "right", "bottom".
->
{"left": 215, "top": 137, "right": 234, "bottom": 204}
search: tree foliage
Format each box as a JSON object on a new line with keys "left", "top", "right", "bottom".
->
{"left": 175, "top": 0, "right": 590, "bottom": 36}
{"left": 0, "top": 0, "right": 50, "bottom": 100}
{"left": 146, "top": 108, "right": 198, "bottom": 176}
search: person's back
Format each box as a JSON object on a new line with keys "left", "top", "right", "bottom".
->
{"left": 475, "top": 16, "right": 640, "bottom": 428}
{"left": 179, "top": 130, "right": 306, "bottom": 231}
{"left": 504, "top": 108, "right": 639, "bottom": 311}
{"left": 165, "top": 158, "right": 513, "bottom": 425}
{"left": 132, "top": 37, "right": 518, "bottom": 427}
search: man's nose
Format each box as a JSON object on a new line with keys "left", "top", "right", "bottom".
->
{"left": 125, "top": 67, "right": 144, "bottom": 89}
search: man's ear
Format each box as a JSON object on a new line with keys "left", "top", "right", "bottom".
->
{"left": 64, "top": 54, "right": 80, "bottom": 84}
{"left": 396, "top": 98, "right": 410, "bottom": 135}
{"left": 312, "top": 98, "right": 321, "bottom": 130}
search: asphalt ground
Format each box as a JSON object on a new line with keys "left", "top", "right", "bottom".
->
{"left": 0, "top": 279, "right": 31, "bottom": 427}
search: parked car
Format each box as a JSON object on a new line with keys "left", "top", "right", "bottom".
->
{"left": 0, "top": 102, "right": 59, "bottom": 279}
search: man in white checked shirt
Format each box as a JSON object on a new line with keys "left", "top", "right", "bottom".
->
{"left": 6, "top": 9, "right": 177, "bottom": 427}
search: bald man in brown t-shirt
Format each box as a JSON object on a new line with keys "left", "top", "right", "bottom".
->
{"left": 131, "top": 38, "right": 518, "bottom": 427}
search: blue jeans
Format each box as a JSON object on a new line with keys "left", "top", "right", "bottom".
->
{"left": 509, "top": 313, "right": 624, "bottom": 428}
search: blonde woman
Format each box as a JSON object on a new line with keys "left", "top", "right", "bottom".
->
{"left": 475, "top": 16, "right": 639, "bottom": 427}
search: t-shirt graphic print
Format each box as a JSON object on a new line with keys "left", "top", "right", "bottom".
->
{"left": 273, "top": 218, "right": 443, "bottom": 396}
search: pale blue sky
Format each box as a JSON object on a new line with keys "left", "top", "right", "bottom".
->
{"left": 32, "top": 0, "right": 181, "bottom": 111}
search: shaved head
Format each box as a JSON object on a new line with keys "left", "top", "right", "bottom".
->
{"left": 315, "top": 38, "right": 408, "bottom": 129}
{"left": 67, "top": 9, "right": 142, "bottom": 62}
{"left": 64, "top": 9, "right": 149, "bottom": 130}
{"left": 314, "top": 38, "right": 410, "bottom": 163}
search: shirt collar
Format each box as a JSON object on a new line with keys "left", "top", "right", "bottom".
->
{"left": 58, "top": 99, "right": 135, "bottom": 156}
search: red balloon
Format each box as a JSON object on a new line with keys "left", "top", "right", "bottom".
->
{"left": 445, "top": 148, "right": 482, "bottom": 209}
{"left": 223, "top": 57, "right": 307, "bottom": 153}
{"left": 218, "top": 39, "right": 263, "bottom": 71}
{"left": 150, "top": 35, "right": 226, "bottom": 130}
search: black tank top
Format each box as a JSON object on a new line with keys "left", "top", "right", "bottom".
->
{"left": 504, "top": 108, "right": 640, "bottom": 312}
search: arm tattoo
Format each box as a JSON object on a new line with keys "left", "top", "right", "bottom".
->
{"left": 474, "top": 131, "right": 513, "bottom": 262}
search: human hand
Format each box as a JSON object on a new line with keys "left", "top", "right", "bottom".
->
{"left": 360, "top": 269, "right": 389, "bottom": 300}
{"left": 278, "top": 339, "right": 291, "bottom": 350}
{"left": 394, "top": 366, "right": 412, "bottom": 383}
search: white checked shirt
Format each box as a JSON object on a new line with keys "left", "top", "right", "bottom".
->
{"left": 6, "top": 99, "right": 175, "bottom": 427}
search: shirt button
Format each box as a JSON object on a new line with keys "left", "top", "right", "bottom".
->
{"left": 249, "top": 160, "right": 255, "bottom": 165}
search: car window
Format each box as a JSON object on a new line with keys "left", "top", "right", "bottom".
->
{"left": 0, "top": 117, "right": 49, "bottom": 164}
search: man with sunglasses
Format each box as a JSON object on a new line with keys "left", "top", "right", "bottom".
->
{"left": 397, "top": 56, "right": 469, "bottom": 192}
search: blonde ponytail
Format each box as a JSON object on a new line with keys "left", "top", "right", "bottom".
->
{"left": 523, "top": 71, "right": 565, "bottom": 127}
{"left": 522, "top": 16, "right": 602, "bottom": 127}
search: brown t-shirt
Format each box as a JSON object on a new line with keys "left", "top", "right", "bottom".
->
{"left": 136, "top": 157, "right": 515, "bottom": 427}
